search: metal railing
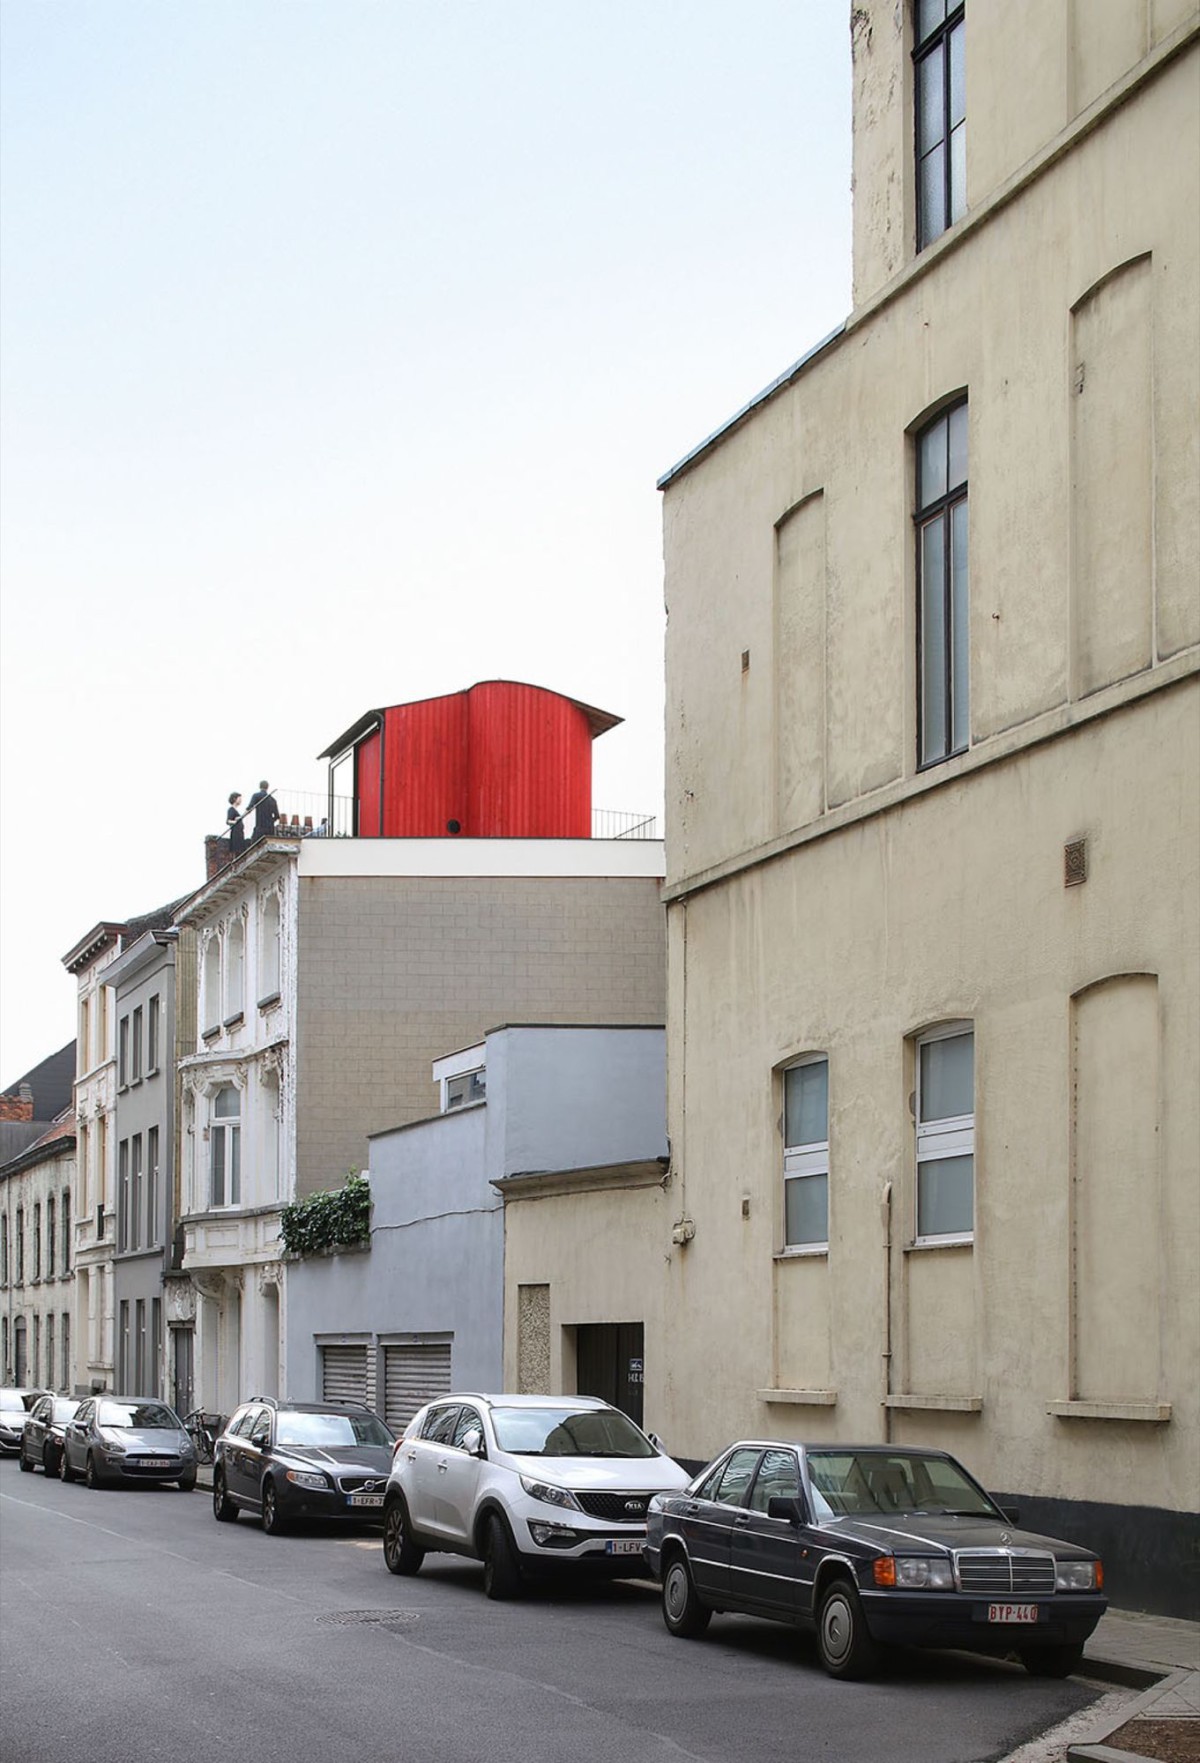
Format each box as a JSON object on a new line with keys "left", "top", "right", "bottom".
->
{"left": 591, "top": 809, "right": 659, "bottom": 840}
{"left": 212, "top": 798, "right": 658, "bottom": 848}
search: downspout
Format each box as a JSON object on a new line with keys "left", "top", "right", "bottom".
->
{"left": 881, "top": 1180, "right": 893, "bottom": 1444}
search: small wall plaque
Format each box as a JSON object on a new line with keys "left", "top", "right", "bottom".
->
{"left": 1064, "top": 838, "right": 1088, "bottom": 887}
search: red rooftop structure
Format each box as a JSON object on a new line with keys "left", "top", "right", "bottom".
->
{"left": 318, "top": 680, "right": 622, "bottom": 839}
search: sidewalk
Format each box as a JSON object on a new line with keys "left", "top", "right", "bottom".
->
{"left": 1071, "top": 1608, "right": 1200, "bottom": 1763}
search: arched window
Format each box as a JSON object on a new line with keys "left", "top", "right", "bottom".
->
{"left": 227, "top": 919, "right": 245, "bottom": 1018}
{"left": 203, "top": 937, "right": 221, "bottom": 1033}
{"left": 260, "top": 892, "right": 281, "bottom": 1000}
{"left": 210, "top": 1087, "right": 241, "bottom": 1207}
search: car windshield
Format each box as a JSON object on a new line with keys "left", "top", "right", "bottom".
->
{"left": 806, "top": 1450, "right": 999, "bottom": 1520}
{"left": 275, "top": 1411, "right": 393, "bottom": 1449}
{"left": 97, "top": 1401, "right": 181, "bottom": 1430}
{"left": 490, "top": 1406, "right": 656, "bottom": 1458}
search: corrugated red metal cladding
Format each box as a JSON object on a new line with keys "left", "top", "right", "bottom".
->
{"left": 323, "top": 681, "right": 622, "bottom": 839}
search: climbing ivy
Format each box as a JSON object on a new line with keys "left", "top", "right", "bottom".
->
{"left": 279, "top": 1171, "right": 371, "bottom": 1257}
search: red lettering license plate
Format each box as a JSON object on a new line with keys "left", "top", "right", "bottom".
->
{"left": 987, "top": 1603, "right": 1040, "bottom": 1624}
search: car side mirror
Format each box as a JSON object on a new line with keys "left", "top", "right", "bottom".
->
{"left": 460, "top": 1428, "right": 484, "bottom": 1458}
{"left": 767, "top": 1495, "right": 808, "bottom": 1526}
{"left": 647, "top": 1432, "right": 665, "bottom": 1452}
{"left": 251, "top": 1427, "right": 270, "bottom": 1449}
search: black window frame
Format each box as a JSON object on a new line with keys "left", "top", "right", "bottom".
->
{"left": 913, "top": 0, "right": 966, "bottom": 250}
{"left": 915, "top": 398, "right": 969, "bottom": 768}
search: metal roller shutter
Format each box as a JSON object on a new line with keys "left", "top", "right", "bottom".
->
{"left": 322, "top": 1343, "right": 369, "bottom": 1407}
{"left": 383, "top": 1342, "right": 452, "bottom": 1434}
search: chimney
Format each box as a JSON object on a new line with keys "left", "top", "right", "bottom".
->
{"left": 0, "top": 1083, "right": 34, "bottom": 1123}
{"left": 205, "top": 835, "right": 231, "bottom": 881}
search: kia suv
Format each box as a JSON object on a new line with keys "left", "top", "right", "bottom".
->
{"left": 382, "top": 1393, "right": 691, "bottom": 1598}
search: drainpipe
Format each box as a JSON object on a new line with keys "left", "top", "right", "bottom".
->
{"left": 881, "top": 1181, "right": 893, "bottom": 1444}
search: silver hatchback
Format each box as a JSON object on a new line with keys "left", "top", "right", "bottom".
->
{"left": 60, "top": 1396, "right": 196, "bottom": 1491}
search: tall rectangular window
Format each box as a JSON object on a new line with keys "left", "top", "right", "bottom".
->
{"left": 147, "top": 994, "right": 161, "bottom": 1073}
{"left": 118, "top": 1014, "right": 130, "bottom": 1087}
{"left": 147, "top": 1127, "right": 160, "bottom": 1247}
{"left": 16, "top": 1208, "right": 24, "bottom": 1283}
{"left": 79, "top": 997, "right": 91, "bottom": 1075}
{"left": 61, "top": 1313, "right": 70, "bottom": 1390}
{"left": 33, "top": 1204, "right": 41, "bottom": 1280}
{"left": 62, "top": 1190, "right": 71, "bottom": 1272}
{"left": 130, "top": 1135, "right": 144, "bottom": 1252}
{"left": 916, "top": 1025, "right": 975, "bottom": 1241}
{"left": 47, "top": 1197, "right": 56, "bottom": 1277}
{"left": 46, "top": 1314, "right": 55, "bottom": 1389}
{"left": 1, "top": 1213, "right": 8, "bottom": 1285}
{"left": 135, "top": 1300, "right": 146, "bottom": 1393}
{"left": 131, "top": 1007, "right": 143, "bottom": 1082}
{"left": 118, "top": 1140, "right": 130, "bottom": 1253}
{"left": 33, "top": 1314, "right": 41, "bottom": 1384}
{"left": 118, "top": 1301, "right": 130, "bottom": 1395}
{"left": 783, "top": 1057, "right": 830, "bottom": 1249}
{"left": 916, "top": 400, "right": 969, "bottom": 766}
{"left": 211, "top": 1087, "right": 241, "bottom": 1207}
{"left": 915, "top": 0, "right": 965, "bottom": 249}
{"left": 150, "top": 1299, "right": 162, "bottom": 1397}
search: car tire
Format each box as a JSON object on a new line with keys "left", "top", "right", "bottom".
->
{"left": 177, "top": 1474, "right": 196, "bottom": 1492}
{"left": 816, "top": 1577, "right": 879, "bottom": 1680}
{"left": 43, "top": 1446, "right": 59, "bottom": 1478}
{"left": 661, "top": 1553, "right": 712, "bottom": 1638}
{"left": 60, "top": 1451, "right": 76, "bottom": 1483}
{"left": 481, "top": 1513, "right": 524, "bottom": 1601}
{"left": 383, "top": 1497, "right": 424, "bottom": 1575}
{"left": 1020, "top": 1643, "right": 1084, "bottom": 1679}
{"left": 18, "top": 1444, "right": 33, "bottom": 1472}
{"left": 84, "top": 1453, "right": 105, "bottom": 1491}
{"left": 261, "top": 1479, "right": 289, "bottom": 1536}
{"left": 212, "top": 1469, "right": 238, "bottom": 1522}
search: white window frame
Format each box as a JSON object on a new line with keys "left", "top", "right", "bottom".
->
{"left": 914, "top": 1021, "right": 974, "bottom": 1245}
{"left": 782, "top": 1054, "right": 830, "bottom": 1253}
{"left": 433, "top": 1043, "right": 487, "bottom": 1114}
{"left": 210, "top": 1085, "right": 242, "bottom": 1209}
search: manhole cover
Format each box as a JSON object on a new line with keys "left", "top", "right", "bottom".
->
{"left": 316, "top": 1609, "right": 422, "bottom": 1628}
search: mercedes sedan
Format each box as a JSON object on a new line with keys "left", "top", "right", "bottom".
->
{"left": 644, "top": 1441, "right": 1105, "bottom": 1681}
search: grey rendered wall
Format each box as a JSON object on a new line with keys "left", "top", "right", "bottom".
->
{"left": 488, "top": 1026, "right": 666, "bottom": 1178}
{"left": 285, "top": 1105, "right": 499, "bottom": 1403}
{"left": 294, "top": 873, "right": 666, "bottom": 1198}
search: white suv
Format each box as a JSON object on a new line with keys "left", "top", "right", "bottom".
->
{"left": 382, "top": 1393, "right": 691, "bottom": 1598}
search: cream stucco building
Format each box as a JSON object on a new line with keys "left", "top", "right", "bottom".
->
{"left": 655, "top": 2, "right": 1198, "bottom": 1615}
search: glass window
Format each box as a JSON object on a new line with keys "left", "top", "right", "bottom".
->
{"left": 916, "top": 401, "right": 969, "bottom": 767}
{"left": 46, "top": 1197, "right": 56, "bottom": 1278}
{"left": 748, "top": 1448, "right": 801, "bottom": 1514}
{"left": 131, "top": 1007, "right": 143, "bottom": 1082}
{"left": 118, "top": 1014, "right": 130, "bottom": 1087}
{"left": 783, "top": 1057, "right": 829, "bottom": 1248}
{"left": 147, "top": 1127, "right": 159, "bottom": 1246}
{"left": 916, "top": 1026, "right": 975, "bottom": 1240}
{"left": 710, "top": 1447, "right": 762, "bottom": 1507}
{"left": 33, "top": 1204, "right": 41, "bottom": 1280}
{"left": 147, "top": 994, "right": 160, "bottom": 1072}
{"left": 445, "top": 1069, "right": 486, "bottom": 1110}
{"left": 915, "top": 1, "right": 965, "bottom": 249}
{"left": 421, "top": 1404, "right": 463, "bottom": 1445}
{"left": 211, "top": 1087, "right": 241, "bottom": 1207}
{"left": 130, "top": 1136, "right": 143, "bottom": 1252}
{"left": 203, "top": 938, "right": 221, "bottom": 1032}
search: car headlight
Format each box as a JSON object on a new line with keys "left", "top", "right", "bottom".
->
{"left": 874, "top": 1556, "right": 954, "bottom": 1589}
{"left": 285, "top": 1469, "right": 330, "bottom": 1491}
{"left": 519, "top": 1476, "right": 581, "bottom": 1512}
{"left": 1055, "top": 1560, "right": 1101, "bottom": 1592}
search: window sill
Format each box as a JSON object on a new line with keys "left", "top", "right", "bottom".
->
{"left": 117, "top": 1082, "right": 129, "bottom": 1094}
{"left": 129, "top": 1077, "right": 142, "bottom": 1088}
{"left": 146, "top": 1066, "right": 160, "bottom": 1079}
{"left": 757, "top": 1387, "right": 837, "bottom": 1406}
{"left": 201, "top": 1026, "right": 221, "bottom": 1044}
{"left": 884, "top": 1393, "right": 982, "bottom": 1413}
{"left": 905, "top": 1235, "right": 974, "bottom": 1252}
{"left": 1047, "top": 1399, "right": 1171, "bottom": 1424}
{"left": 257, "top": 993, "right": 281, "bottom": 1012}
{"left": 774, "top": 1246, "right": 829, "bottom": 1260}
{"left": 223, "top": 1012, "right": 245, "bottom": 1030}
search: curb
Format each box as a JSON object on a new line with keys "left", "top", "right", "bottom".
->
{"left": 1068, "top": 1665, "right": 1191, "bottom": 1763}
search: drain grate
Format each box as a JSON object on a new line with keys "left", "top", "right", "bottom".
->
{"left": 316, "top": 1609, "right": 422, "bottom": 1628}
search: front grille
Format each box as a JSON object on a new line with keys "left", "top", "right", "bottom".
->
{"left": 955, "top": 1549, "right": 1055, "bottom": 1595}
{"left": 336, "top": 1474, "right": 386, "bottom": 1495}
{"left": 574, "top": 1491, "right": 655, "bottom": 1523}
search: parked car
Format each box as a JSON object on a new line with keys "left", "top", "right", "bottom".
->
{"left": 60, "top": 1396, "right": 196, "bottom": 1491}
{"left": 383, "top": 1392, "right": 692, "bottom": 1599}
{"left": 0, "top": 1388, "right": 48, "bottom": 1456}
{"left": 644, "top": 1440, "right": 1106, "bottom": 1681}
{"left": 19, "top": 1395, "right": 83, "bottom": 1476}
{"left": 211, "top": 1398, "right": 395, "bottom": 1535}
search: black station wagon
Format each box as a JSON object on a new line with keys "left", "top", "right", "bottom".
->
{"left": 644, "top": 1441, "right": 1105, "bottom": 1681}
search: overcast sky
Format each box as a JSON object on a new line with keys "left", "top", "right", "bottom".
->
{"left": 0, "top": 1, "right": 852, "bottom": 1087}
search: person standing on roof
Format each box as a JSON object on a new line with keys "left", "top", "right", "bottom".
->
{"left": 226, "top": 792, "right": 247, "bottom": 854}
{"left": 248, "top": 780, "right": 279, "bottom": 843}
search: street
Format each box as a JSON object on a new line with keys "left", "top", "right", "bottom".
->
{"left": 0, "top": 1460, "right": 1107, "bottom": 1763}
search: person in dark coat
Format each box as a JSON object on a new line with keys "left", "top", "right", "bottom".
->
{"left": 226, "top": 792, "right": 246, "bottom": 853}
{"left": 248, "top": 780, "right": 279, "bottom": 842}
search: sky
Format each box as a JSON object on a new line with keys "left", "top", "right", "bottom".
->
{"left": 0, "top": 1, "right": 852, "bottom": 1088}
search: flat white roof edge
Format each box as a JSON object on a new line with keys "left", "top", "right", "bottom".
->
{"left": 297, "top": 837, "right": 665, "bottom": 881}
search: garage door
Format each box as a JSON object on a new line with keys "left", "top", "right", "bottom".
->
{"left": 383, "top": 1342, "right": 452, "bottom": 1434}
{"left": 322, "top": 1343, "right": 369, "bottom": 1407}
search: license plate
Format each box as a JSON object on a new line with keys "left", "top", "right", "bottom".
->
{"left": 988, "top": 1603, "right": 1040, "bottom": 1624}
{"left": 605, "top": 1539, "right": 644, "bottom": 1556}
{"left": 140, "top": 1459, "right": 171, "bottom": 1469}
{"left": 349, "top": 1494, "right": 384, "bottom": 1508}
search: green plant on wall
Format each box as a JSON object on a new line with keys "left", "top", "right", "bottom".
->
{"left": 279, "top": 1171, "right": 370, "bottom": 1257}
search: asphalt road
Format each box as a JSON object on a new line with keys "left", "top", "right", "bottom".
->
{"left": 0, "top": 1457, "right": 1104, "bottom": 1763}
